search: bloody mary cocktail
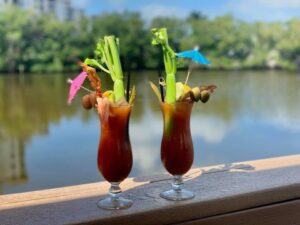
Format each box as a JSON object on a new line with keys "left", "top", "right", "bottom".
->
{"left": 150, "top": 27, "right": 215, "bottom": 201}
{"left": 98, "top": 104, "right": 132, "bottom": 183}
{"left": 161, "top": 101, "right": 194, "bottom": 176}
{"left": 159, "top": 101, "right": 195, "bottom": 201}
{"left": 67, "top": 35, "right": 136, "bottom": 210}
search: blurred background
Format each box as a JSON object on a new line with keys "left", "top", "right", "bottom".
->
{"left": 1, "top": 0, "right": 300, "bottom": 72}
{"left": 1, "top": 0, "right": 300, "bottom": 194}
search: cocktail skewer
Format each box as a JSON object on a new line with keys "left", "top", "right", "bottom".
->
{"left": 184, "top": 70, "right": 192, "bottom": 85}
{"left": 184, "top": 45, "right": 199, "bottom": 85}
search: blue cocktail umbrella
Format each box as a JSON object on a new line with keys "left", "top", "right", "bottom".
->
{"left": 176, "top": 50, "right": 210, "bottom": 65}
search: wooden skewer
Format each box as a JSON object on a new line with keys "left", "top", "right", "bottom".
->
{"left": 185, "top": 69, "right": 191, "bottom": 85}
{"left": 185, "top": 45, "right": 199, "bottom": 85}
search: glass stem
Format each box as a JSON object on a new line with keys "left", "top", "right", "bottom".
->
{"left": 172, "top": 175, "right": 184, "bottom": 193}
{"left": 109, "top": 182, "right": 122, "bottom": 201}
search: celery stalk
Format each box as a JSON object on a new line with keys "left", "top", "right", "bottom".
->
{"left": 85, "top": 35, "right": 125, "bottom": 102}
{"left": 151, "top": 28, "right": 177, "bottom": 103}
{"left": 106, "top": 36, "right": 125, "bottom": 101}
{"left": 113, "top": 79, "right": 125, "bottom": 102}
{"left": 165, "top": 73, "right": 176, "bottom": 103}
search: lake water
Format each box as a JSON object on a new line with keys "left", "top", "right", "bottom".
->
{"left": 1, "top": 70, "right": 300, "bottom": 195}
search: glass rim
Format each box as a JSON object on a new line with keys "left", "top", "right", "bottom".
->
{"left": 108, "top": 103, "right": 133, "bottom": 108}
{"left": 160, "top": 101, "right": 194, "bottom": 106}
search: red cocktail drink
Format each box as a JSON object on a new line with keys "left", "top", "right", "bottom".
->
{"left": 67, "top": 34, "right": 136, "bottom": 210}
{"left": 161, "top": 102, "right": 194, "bottom": 175}
{"left": 160, "top": 101, "right": 195, "bottom": 201}
{"left": 149, "top": 27, "right": 215, "bottom": 201}
{"left": 97, "top": 103, "right": 133, "bottom": 209}
{"left": 98, "top": 104, "right": 132, "bottom": 182}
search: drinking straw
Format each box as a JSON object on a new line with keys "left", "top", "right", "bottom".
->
{"left": 121, "top": 56, "right": 131, "bottom": 102}
{"left": 158, "top": 70, "right": 165, "bottom": 102}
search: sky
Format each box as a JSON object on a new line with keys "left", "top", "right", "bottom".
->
{"left": 71, "top": 0, "right": 300, "bottom": 22}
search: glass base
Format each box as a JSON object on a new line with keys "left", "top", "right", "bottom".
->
{"left": 160, "top": 188, "right": 195, "bottom": 201}
{"left": 97, "top": 196, "right": 133, "bottom": 210}
{"left": 97, "top": 182, "right": 133, "bottom": 210}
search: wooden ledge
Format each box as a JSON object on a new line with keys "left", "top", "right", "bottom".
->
{"left": 1, "top": 155, "right": 300, "bottom": 225}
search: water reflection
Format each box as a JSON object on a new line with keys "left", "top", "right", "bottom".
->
{"left": 0, "top": 138, "right": 27, "bottom": 193}
{"left": 0, "top": 74, "right": 76, "bottom": 193}
{"left": 0, "top": 71, "right": 300, "bottom": 194}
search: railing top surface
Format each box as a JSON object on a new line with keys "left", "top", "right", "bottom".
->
{"left": 1, "top": 155, "right": 300, "bottom": 225}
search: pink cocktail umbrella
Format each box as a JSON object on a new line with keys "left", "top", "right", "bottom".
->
{"left": 67, "top": 71, "right": 88, "bottom": 104}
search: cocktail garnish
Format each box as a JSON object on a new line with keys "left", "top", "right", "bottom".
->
{"left": 68, "top": 35, "right": 136, "bottom": 113}
{"left": 149, "top": 81, "right": 162, "bottom": 102}
{"left": 85, "top": 36, "right": 126, "bottom": 103}
{"left": 176, "top": 50, "right": 210, "bottom": 65}
{"left": 129, "top": 85, "right": 136, "bottom": 105}
{"left": 151, "top": 28, "right": 177, "bottom": 103}
{"left": 150, "top": 27, "right": 216, "bottom": 104}
{"left": 78, "top": 62, "right": 102, "bottom": 97}
{"left": 67, "top": 71, "right": 88, "bottom": 104}
{"left": 97, "top": 97, "right": 109, "bottom": 125}
{"left": 67, "top": 78, "right": 93, "bottom": 93}
{"left": 82, "top": 94, "right": 93, "bottom": 110}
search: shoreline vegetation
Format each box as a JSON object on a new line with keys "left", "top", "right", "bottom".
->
{"left": 0, "top": 6, "right": 300, "bottom": 73}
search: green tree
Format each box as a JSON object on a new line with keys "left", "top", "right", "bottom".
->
{"left": 0, "top": 7, "right": 300, "bottom": 72}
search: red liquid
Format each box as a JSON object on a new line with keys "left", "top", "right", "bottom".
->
{"left": 160, "top": 102, "right": 194, "bottom": 176}
{"left": 97, "top": 105, "right": 133, "bottom": 183}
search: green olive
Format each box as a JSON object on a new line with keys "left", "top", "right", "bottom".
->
{"left": 200, "top": 90, "right": 210, "bottom": 103}
{"left": 82, "top": 94, "right": 92, "bottom": 110}
{"left": 191, "top": 87, "right": 201, "bottom": 102}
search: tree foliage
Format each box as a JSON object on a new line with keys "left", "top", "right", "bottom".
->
{"left": 0, "top": 6, "right": 300, "bottom": 73}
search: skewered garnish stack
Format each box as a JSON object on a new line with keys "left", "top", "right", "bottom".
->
{"left": 71, "top": 35, "right": 136, "bottom": 111}
{"left": 150, "top": 81, "right": 216, "bottom": 104}
{"left": 149, "top": 28, "right": 216, "bottom": 104}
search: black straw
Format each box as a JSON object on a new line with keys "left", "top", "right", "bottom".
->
{"left": 158, "top": 70, "right": 164, "bottom": 102}
{"left": 126, "top": 69, "right": 131, "bottom": 102}
{"left": 121, "top": 56, "right": 131, "bottom": 102}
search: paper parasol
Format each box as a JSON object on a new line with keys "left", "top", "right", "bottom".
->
{"left": 67, "top": 72, "right": 88, "bottom": 104}
{"left": 176, "top": 50, "right": 210, "bottom": 65}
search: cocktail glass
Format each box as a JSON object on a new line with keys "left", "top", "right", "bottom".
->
{"left": 97, "top": 104, "right": 133, "bottom": 209}
{"left": 160, "top": 101, "right": 194, "bottom": 201}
